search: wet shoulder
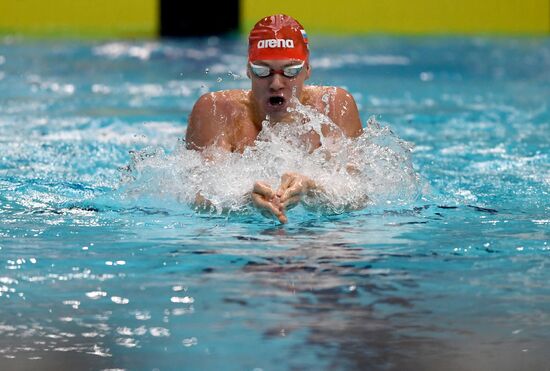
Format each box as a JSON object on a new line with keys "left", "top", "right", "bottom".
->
{"left": 187, "top": 90, "right": 251, "bottom": 150}
{"left": 303, "top": 85, "right": 362, "bottom": 137}
{"left": 191, "top": 89, "right": 255, "bottom": 126}
{"left": 198, "top": 89, "right": 250, "bottom": 109}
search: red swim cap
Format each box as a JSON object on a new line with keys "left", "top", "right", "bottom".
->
{"left": 248, "top": 14, "right": 309, "bottom": 62}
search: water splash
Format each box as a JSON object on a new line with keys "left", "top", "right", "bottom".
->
{"left": 121, "top": 101, "right": 420, "bottom": 217}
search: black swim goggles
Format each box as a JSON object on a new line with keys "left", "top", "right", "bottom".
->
{"left": 249, "top": 61, "right": 305, "bottom": 78}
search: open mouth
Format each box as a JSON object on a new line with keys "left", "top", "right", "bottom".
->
{"left": 268, "top": 96, "right": 286, "bottom": 106}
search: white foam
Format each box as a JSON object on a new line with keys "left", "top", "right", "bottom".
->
{"left": 121, "top": 101, "right": 419, "bottom": 216}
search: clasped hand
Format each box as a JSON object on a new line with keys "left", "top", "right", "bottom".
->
{"left": 251, "top": 172, "right": 315, "bottom": 224}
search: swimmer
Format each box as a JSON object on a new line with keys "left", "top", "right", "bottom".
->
{"left": 186, "top": 14, "right": 363, "bottom": 223}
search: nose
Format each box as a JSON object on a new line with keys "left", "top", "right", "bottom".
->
{"left": 269, "top": 73, "right": 285, "bottom": 91}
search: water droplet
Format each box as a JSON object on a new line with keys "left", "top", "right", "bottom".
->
{"left": 182, "top": 337, "right": 198, "bottom": 347}
{"left": 420, "top": 71, "right": 434, "bottom": 81}
{"left": 111, "top": 296, "right": 129, "bottom": 304}
{"left": 86, "top": 291, "right": 107, "bottom": 299}
{"left": 171, "top": 296, "right": 194, "bottom": 304}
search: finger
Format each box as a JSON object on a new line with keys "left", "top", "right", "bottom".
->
{"left": 282, "top": 195, "right": 301, "bottom": 210}
{"left": 277, "top": 173, "right": 295, "bottom": 197}
{"left": 282, "top": 176, "right": 314, "bottom": 201}
{"left": 251, "top": 192, "right": 270, "bottom": 209}
{"left": 251, "top": 193, "right": 284, "bottom": 219}
{"left": 252, "top": 190, "right": 283, "bottom": 215}
{"left": 280, "top": 183, "right": 302, "bottom": 202}
{"left": 271, "top": 195, "right": 282, "bottom": 209}
{"left": 253, "top": 181, "right": 276, "bottom": 198}
{"left": 280, "top": 173, "right": 294, "bottom": 188}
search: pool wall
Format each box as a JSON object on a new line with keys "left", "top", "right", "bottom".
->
{"left": 1, "top": 0, "right": 549, "bottom": 37}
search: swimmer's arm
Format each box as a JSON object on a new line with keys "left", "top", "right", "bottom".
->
{"left": 186, "top": 97, "right": 282, "bottom": 218}
{"left": 185, "top": 93, "right": 232, "bottom": 152}
{"left": 186, "top": 94, "right": 232, "bottom": 210}
{"left": 282, "top": 87, "right": 366, "bottom": 213}
{"left": 319, "top": 88, "right": 363, "bottom": 176}
{"left": 326, "top": 87, "right": 363, "bottom": 138}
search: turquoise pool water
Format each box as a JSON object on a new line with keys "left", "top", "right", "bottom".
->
{"left": 0, "top": 35, "right": 549, "bottom": 370}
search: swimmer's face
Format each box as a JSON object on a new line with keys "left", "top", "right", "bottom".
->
{"left": 247, "top": 59, "right": 311, "bottom": 122}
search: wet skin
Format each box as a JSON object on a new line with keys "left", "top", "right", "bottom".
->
{"left": 248, "top": 59, "right": 311, "bottom": 123}
{"left": 186, "top": 59, "right": 363, "bottom": 223}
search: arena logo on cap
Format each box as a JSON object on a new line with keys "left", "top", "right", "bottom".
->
{"left": 257, "top": 39, "right": 295, "bottom": 49}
